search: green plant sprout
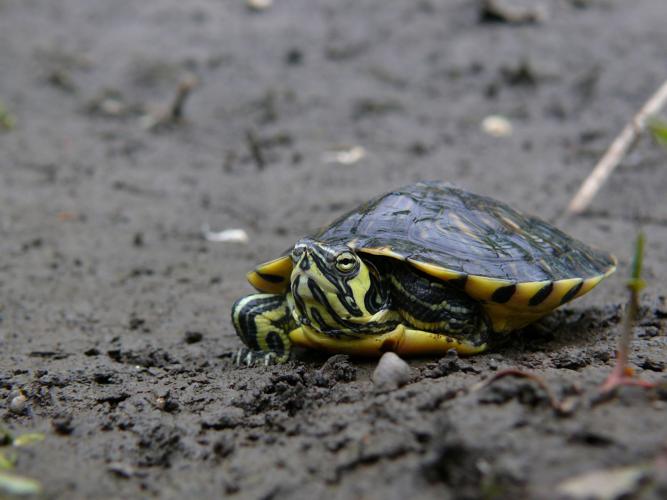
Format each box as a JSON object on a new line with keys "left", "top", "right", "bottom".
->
{"left": 0, "top": 99, "right": 15, "bottom": 131}
{"left": 648, "top": 117, "right": 667, "bottom": 148}
{"left": 0, "top": 426, "right": 44, "bottom": 496}
{"left": 600, "top": 231, "right": 656, "bottom": 392}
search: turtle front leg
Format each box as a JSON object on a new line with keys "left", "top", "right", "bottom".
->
{"left": 231, "top": 293, "right": 295, "bottom": 365}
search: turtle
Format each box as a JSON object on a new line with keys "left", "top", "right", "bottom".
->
{"left": 231, "top": 181, "right": 616, "bottom": 364}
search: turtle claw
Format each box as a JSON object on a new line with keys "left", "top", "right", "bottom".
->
{"left": 234, "top": 347, "right": 279, "bottom": 367}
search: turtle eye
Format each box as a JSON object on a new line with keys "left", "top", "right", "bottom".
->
{"left": 335, "top": 252, "right": 357, "bottom": 273}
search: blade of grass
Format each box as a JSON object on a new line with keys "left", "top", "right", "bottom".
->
{"left": 0, "top": 99, "right": 15, "bottom": 131}
{"left": 0, "top": 471, "right": 42, "bottom": 495}
{"left": 648, "top": 117, "right": 667, "bottom": 147}
{"left": 0, "top": 451, "right": 17, "bottom": 470}
{"left": 12, "top": 433, "right": 45, "bottom": 448}
{"left": 618, "top": 231, "right": 646, "bottom": 371}
{"left": 600, "top": 231, "right": 653, "bottom": 393}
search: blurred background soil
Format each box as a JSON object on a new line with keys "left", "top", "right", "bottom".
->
{"left": 1, "top": 0, "right": 667, "bottom": 498}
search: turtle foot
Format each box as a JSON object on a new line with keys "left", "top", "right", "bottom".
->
{"left": 234, "top": 347, "right": 284, "bottom": 367}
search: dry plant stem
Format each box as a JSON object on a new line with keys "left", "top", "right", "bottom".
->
{"left": 472, "top": 368, "right": 566, "bottom": 412}
{"left": 566, "top": 79, "right": 667, "bottom": 216}
{"left": 169, "top": 75, "right": 198, "bottom": 121}
{"left": 600, "top": 232, "right": 656, "bottom": 393}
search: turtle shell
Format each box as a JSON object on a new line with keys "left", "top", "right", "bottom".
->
{"left": 247, "top": 181, "right": 616, "bottom": 332}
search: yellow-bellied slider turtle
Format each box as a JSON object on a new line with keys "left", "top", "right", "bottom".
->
{"left": 232, "top": 181, "right": 615, "bottom": 364}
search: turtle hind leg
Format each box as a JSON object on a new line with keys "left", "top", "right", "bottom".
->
{"left": 231, "top": 293, "right": 295, "bottom": 364}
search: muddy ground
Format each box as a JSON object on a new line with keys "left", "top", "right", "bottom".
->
{"left": 1, "top": 0, "right": 667, "bottom": 498}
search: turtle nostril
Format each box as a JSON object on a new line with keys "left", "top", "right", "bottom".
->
{"left": 292, "top": 244, "right": 309, "bottom": 259}
{"left": 291, "top": 248, "right": 304, "bottom": 263}
{"left": 299, "top": 255, "right": 311, "bottom": 271}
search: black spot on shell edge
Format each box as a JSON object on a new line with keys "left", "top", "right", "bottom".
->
{"left": 491, "top": 284, "right": 516, "bottom": 303}
{"left": 560, "top": 281, "right": 583, "bottom": 305}
{"left": 529, "top": 282, "right": 554, "bottom": 306}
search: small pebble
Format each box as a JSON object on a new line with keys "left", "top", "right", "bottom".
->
{"left": 151, "top": 388, "right": 178, "bottom": 412}
{"left": 108, "top": 462, "right": 135, "bottom": 479}
{"left": 202, "top": 225, "right": 249, "bottom": 243}
{"left": 481, "top": 0, "right": 548, "bottom": 24}
{"left": 322, "top": 145, "right": 366, "bottom": 166}
{"left": 246, "top": 0, "right": 272, "bottom": 11}
{"left": 9, "top": 392, "right": 28, "bottom": 414}
{"left": 372, "top": 352, "right": 411, "bottom": 391}
{"left": 482, "top": 115, "right": 513, "bottom": 137}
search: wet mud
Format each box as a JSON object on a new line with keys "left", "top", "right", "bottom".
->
{"left": 1, "top": 1, "right": 667, "bottom": 498}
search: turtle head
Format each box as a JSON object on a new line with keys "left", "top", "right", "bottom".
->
{"left": 289, "top": 239, "right": 389, "bottom": 334}
{"left": 291, "top": 239, "right": 360, "bottom": 279}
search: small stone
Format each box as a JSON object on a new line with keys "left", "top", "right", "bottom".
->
{"left": 552, "top": 350, "right": 588, "bottom": 370}
{"left": 108, "top": 462, "right": 135, "bottom": 479}
{"left": 246, "top": 0, "right": 272, "bottom": 12}
{"left": 322, "top": 145, "right": 367, "bottom": 166}
{"left": 480, "top": 0, "right": 547, "bottom": 24}
{"left": 481, "top": 115, "right": 513, "bottom": 137}
{"left": 202, "top": 226, "right": 249, "bottom": 243}
{"left": 557, "top": 465, "right": 648, "bottom": 499}
{"left": 372, "top": 352, "right": 411, "bottom": 391}
{"left": 592, "top": 349, "right": 611, "bottom": 363}
{"left": 93, "top": 372, "right": 115, "bottom": 384}
{"left": 9, "top": 391, "right": 28, "bottom": 414}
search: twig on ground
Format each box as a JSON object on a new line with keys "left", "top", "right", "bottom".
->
{"left": 565, "top": 79, "right": 667, "bottom": 216}
{"left": 471, "top": 368, "right": 574, "bottom": 414}
{"left": 142, "top": 73, "right": 199, "bottom": 130}
{"left": 168, "top": 74, "right": 198, "bottom": 121}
